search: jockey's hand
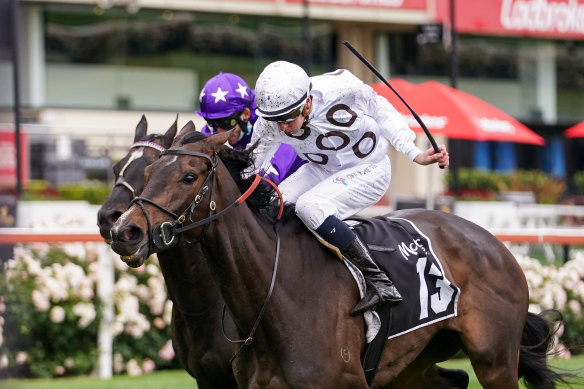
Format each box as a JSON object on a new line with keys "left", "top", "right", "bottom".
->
{"left": 414, "top": 144, "right": 449, "bottom": 168}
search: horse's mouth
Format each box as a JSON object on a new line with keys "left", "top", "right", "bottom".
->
{"left": 121, "top": 252, "right": 137, "bottom": 262}
{"left": 120, "top": 250, "right": 147, "bottom": 268}
{"left": 111, "top": 241, "right": 149, "bottom": 268}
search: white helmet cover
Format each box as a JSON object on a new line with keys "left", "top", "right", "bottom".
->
{"left": 255, "top": 61, "right": 312, "bottom": 119}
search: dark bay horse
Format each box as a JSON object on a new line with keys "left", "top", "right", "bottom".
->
{"left": 96, "top": 116, "right": 237, "bottom": 389}
{"left": 110, "top": 127, "right": 568, "bottom": 388}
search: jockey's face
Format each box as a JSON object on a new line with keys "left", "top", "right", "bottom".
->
{"left": 277, "top": 114, "right": 304, "bottom": 135}
{"left": 210, "top": 108, "right": 250, "bottom": 145}
{"left": 276, "top": 96, "right": 311, "bottom": 136}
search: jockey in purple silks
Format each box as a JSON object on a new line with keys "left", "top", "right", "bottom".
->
{"left": 197, "top": 72, "right": 306, "bottom": 184}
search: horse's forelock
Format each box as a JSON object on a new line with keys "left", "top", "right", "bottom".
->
{"left": 144, "top": 133, "right": 161, "bottom": 142}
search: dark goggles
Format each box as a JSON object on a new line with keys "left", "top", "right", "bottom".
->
{"left": 206, "top": 113, "right": 240, "bottom": 130}
{"left": 265, "top": 106, "right": 303, "bottom": 124}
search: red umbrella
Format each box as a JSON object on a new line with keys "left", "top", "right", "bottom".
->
{"left": 370, "top": 78, "right": 416, "bottom": 109}
{"left": 372, "top": 80, "right": 545, "bottom": 145}
{"left": 565, "top": 120, "right": 584, "bottom": 138}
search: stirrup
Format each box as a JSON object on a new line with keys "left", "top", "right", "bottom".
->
{"left": 351, "top": 285, "right": 402, "bottom": 316}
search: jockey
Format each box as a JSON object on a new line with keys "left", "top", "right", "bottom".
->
{"left": 197, "top": 72, "right": 305, "bottom": 184}
{"left": 248, "top": 61, "right": 450, "bottom": 316}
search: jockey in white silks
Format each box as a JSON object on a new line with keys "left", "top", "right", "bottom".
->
{"left": 246, "top": 61, "right": 450, "bottom": 316}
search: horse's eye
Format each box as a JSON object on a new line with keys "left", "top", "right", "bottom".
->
{"left": 182, "top": 173, "right": 197, "bottom": 184}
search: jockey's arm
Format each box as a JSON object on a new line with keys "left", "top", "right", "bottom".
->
{"left": 243, "top": 118, "right": 281, "bottom": 178}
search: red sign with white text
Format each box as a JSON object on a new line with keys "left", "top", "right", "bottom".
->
{"left": 0, "top": 130, "right": 28, "bottom": 187}
{"left": 435, "top": 0, "right": 584, "bottom": 39}
{"left": 286, "top": 0, "right": 426, "bottom": 10}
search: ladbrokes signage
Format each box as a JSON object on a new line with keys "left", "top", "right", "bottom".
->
{"left": 436, "top": 0, "right": 584, "bottom": 39}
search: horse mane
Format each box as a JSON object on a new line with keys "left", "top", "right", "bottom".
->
{"left": 179, "top": 131, "right": 294, "bottom": 220}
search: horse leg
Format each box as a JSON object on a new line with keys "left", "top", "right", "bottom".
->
{"left": 380, "top": 330, "right": 467, "bottom": 389}
{"left": 374, "top": 328, "right": 460, "bottom": 388}
{"left": 460, "top": 319, "right": 522, "bottom": 389}
{"left": 383, "top": 364, "right": 469, "bottom": 389}
{"left": 433, "top": 366, "right": 470, "bottom": 389}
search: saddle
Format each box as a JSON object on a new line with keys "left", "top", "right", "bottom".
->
{"left": 345, "top": 215, "right": 460, "bottom": 383}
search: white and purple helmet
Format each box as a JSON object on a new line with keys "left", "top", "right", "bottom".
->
{"left": 196, "top": 72, "right": 254, "bottom": 119}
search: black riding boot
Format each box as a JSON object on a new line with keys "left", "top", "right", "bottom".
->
{"left": 342, "top": 236, "right": 402, "bottom": 316}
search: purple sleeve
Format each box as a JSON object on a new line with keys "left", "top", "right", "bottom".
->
{"left": 201, "top": 125, "right": 215, "bottom": 136}
{"left": 263, "top": 144, "right": 306, "bottom": 184}
{"left": 230, "top": 132, "right": 253, "bottom": 150}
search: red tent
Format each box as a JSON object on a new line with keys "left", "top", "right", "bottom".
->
{"left": 370, "top": 78, "right": 416, "bottom": 110}
{"left": 565, "top": 120, "right": 584, "bottom": 138}
{"left": 372, "top": 79, "right": 545, "bottom": 145}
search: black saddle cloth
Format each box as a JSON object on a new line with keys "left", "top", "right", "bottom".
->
{"left": 350, "top": 215, "right": 459, "bottom": 338}
{"left": 348, "top": 215, "right": 460, "bottom": 384}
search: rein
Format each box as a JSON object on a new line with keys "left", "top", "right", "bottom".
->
{"left": 129, "top": 148, "right": 284, "bottom": 362}
{"left": 222, "top": 220, "right": 281, "bottom": 363}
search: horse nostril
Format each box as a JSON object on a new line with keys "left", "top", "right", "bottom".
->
{"left": 98, "top": 209, "right": 124, "bottom": 229}
{"left": 118, "top": 225, "right": 142, "bottom": 243}
{"left": 109, "top": 211, "right": 123, "bottom": 223}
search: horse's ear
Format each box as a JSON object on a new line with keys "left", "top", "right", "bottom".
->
{"left": 205, "top": 129, "right": 233, "bottom": 152}
{"left": 162, "top": 114, "right": 179, "bottom": 148}
{"left": 134, "top": 114, "right": 148, "bottom": 142}
{"left": 173, "top": 120, "right": 197, "bottom": 146}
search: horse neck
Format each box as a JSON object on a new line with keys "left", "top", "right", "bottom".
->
{"left": 157, "top": 244, "right": 220, "bottom": 318}
{"left": 199, "top": 170, "right": 287, "bottom": 330}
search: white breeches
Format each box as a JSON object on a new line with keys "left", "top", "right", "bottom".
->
{"left": 278, "top": 155, "right": 391, "bottom": 230}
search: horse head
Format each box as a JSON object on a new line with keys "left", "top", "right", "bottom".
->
{"left": 110, "top": 123, "right": 234, "bottom": 267}
{"left": 97, "top": 115, "right": 177, "bottom": 243}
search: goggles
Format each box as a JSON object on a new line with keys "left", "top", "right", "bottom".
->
{"left": 206, "top": 113, "right": 240, "bottom": 130}
{"left": 265, "top": 106, "right": 303, "bottom": 124}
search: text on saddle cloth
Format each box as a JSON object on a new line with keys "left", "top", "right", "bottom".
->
{"left": 348, "top": 216, "right": 460, "bottom": 339}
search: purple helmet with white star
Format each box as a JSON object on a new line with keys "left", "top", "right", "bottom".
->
{"left": 196, "top": 72, "right": 253, "bottom": 119}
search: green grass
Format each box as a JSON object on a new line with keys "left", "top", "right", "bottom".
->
{"left": 439, "top": 355, "right": 584, "bottom": 389}
{"left": 1, "top": 356, "right": 583, "bottom": 388}
{"left": 0, "top": 370, "right": 197, "bottom": 389}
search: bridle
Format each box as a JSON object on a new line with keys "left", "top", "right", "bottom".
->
{"left": 128, "top": 147, "right": 284, "bottom": 361}
{"left": 130, "top": 149, "right": 283, "bottom": 253}
{"left": 114, "top": 143, "right": 219, "bottom": 322}
{"left": 114, "top": 140, "right": 167, "bottom": 199}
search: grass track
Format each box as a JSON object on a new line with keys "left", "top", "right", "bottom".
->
{"left": 439, "top": 355, "right": 584, "bottom": 389}
{"left": 2, "top": 356, "right": 583, "bottom": 388}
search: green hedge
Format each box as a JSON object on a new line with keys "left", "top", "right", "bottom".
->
{"left": 5, "top": 180, "right": 110, "bottom": 205}
{"left": 574, "top": 171, "right": 584, "bottom": 195}
{"left": 447, "top": 168, "right": 566, "bottom": 204}
{"left": 56, "top": 183, "right": 110, "bottom": 205}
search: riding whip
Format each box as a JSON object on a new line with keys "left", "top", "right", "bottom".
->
{"left": 342, "top": 41, "right": 444, "bottom": 168}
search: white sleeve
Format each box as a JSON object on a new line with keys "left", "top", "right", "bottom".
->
{"left": 372, "top": 93, "right": 422, "bottom": 161}
{"left": 244, "top": 118, "right": 281, "bottom": 178}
